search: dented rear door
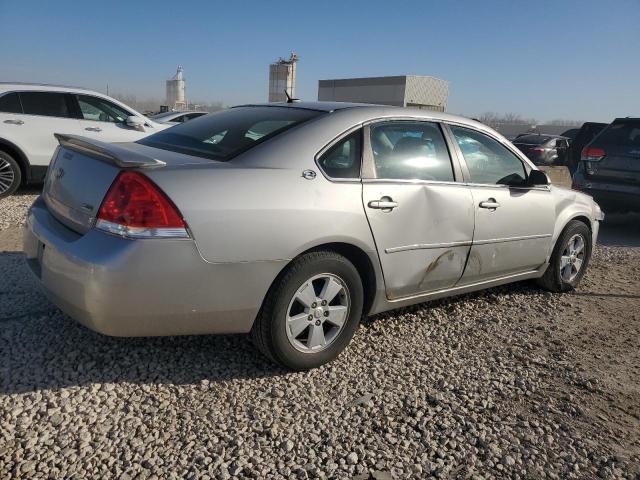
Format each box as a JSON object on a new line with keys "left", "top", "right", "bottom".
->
{"left": 363, "top": 181, "right": 474, "bottom": 299}
{"left": 361, "top": 120, "right": 474, "bottom": 300}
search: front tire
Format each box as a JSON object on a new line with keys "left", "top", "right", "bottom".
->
{"left": 537, "top": 220, "right": 592, "bottom": 292}
{"left": 0, "top": 151, "right": 21, "bottom": 199}
{"left": 251, "top": 251, "right": 364, "bottom": 370}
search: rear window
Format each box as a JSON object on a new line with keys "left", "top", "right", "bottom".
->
{"left": 0, "top": 92, "right": 22, "bottom": 113}
{"left": 139, "top": 107, "right": 324, "bottom": 161}
{"left": 594, "top": 121, "right": 640, "bottom": 148}
{"left": 513, "top": 135, "right": 553, "bottom": 145}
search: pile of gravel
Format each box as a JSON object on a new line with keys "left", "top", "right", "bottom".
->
{"left": 1, "top": 244, "right": 637, "bottom": 478}
{"left": 0, "top": 189, "right": 38, "bottom": 231}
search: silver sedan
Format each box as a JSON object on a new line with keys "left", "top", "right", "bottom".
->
{"left": 24, "top": 103, "right": 603, "bottom": 369}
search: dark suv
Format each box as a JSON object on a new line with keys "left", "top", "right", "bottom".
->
{"left": 572, "top": 118, "right": 640, "bottom": 212}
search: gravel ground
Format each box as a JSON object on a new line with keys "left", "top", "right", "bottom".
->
{"left": 0, "top": 187, "right": 39, "bottom": 232}
{"left": 1, "top": 192, "right": 639, "bottom": 479}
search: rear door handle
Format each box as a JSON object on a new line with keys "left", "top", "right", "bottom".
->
{"left": 3, "top": 119, "right": 24, "bottom": 125}
{"left": 479, "top": 198, "right": 500, "bottom": 209}
{"left": 85, "top": 127, "right": 102, "bottom": 132}
{"left": 368, "top": 198, "right": 398, "bottom": 210}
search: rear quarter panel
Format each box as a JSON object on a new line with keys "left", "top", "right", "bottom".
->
{"left": 141, "top": 108, "right": 383, "bottom": 265}
{"left": 146, "top": 165, "right": 377, "bottom": 264}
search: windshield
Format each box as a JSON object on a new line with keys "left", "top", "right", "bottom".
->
{"left": 139, "top": 107, "right": 324, "bottom": 161}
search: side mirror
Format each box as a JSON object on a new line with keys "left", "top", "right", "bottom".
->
{"left": 126, "top": 116, "right": 145, "bottom": 131}
{"left": 528, "top": 169, "right": 550, "bottom": 186}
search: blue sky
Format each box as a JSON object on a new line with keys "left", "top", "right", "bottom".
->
{"left": 1, "top": 0, "right": 638, "bottom": 122}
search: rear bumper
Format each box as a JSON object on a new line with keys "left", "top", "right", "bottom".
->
{"left": 23, "top": 197, "right": 286, "bottom": 336}
{"left": 572, "top": 177, "right": 640, "bottom": 212}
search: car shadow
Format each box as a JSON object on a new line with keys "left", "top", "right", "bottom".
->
{"left": 0, "top": 251, "right": 289, "bottom": 395}
{"left": 0, "top": 248, "right": 608, "bottom": 395}
{"left": 597, "top": 212, "right": 640, "bottom": 247}
{"left": 14, "top": 183, "right": 43, "bottom": 196}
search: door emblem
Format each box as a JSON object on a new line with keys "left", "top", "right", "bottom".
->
{"left": 302, "top": 169, "right": 317, "bottom": 180}
{"left": 54, "top": 168, "right": 65, "bottom": 179}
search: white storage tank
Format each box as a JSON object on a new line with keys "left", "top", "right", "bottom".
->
{"left": 166, "top": 65, "right": 187, "bottom": 111}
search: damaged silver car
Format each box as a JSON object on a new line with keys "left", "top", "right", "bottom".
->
{"left": 24, "top": 102, "right": 603, "bottom": 369}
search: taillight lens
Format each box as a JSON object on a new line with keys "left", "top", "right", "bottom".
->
{"left": 581, "top": 147, "right": 605, "bottom": 161}
{"left": 96, "top": 171, "right": 189, "bottom": 239}
{"left": 530, "top": 147, "right": 545, "bottom": 153}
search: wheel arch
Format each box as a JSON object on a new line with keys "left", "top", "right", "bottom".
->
{"left": 548, "top": 212, "right": 594, "bottom": 262}
{"left": 0, "top": 137, "right": 30, "bottom": 184}
{"left": 262, "top": 242, "right": 381, "bottom": 318}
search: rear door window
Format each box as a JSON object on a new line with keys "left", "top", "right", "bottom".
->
{"left": 0, "top": 92, "right": 22, "bottom": 113}
{"left": 20, "top": 92, "right": 72, "bottom": 118}
{"left": 370, "top": 121, "right": 454, "bottom": 181}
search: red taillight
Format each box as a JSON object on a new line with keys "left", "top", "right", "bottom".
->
{"left": 530, "top": 147, "right": 545, "bottom": 153}
{"left": 96, "top": 171, "right": 189, "bottom": 238}
{"left": 581, "top": 147, "right": 605, "bottom": 161}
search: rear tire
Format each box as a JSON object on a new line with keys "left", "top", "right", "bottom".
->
{"left": 251, "top": 251, "right": 364, "bottom": 370}
{"left": 0, "top": 151, "right": 21, "bottom": 199}
{"left": 537, "top": 220, "right": 592, "bottom": 292}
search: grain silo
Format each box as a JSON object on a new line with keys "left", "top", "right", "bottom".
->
{"left": 268, "top": 53, "right": 298, "bottom": 102}
{"left": 166, "top": 65, "right": 187, "bottom": 111}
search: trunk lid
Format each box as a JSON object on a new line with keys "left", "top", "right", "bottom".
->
{"left": 43, "top": 135, "right": 214, "bottom": 234}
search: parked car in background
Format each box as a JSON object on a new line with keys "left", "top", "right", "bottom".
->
{"left": 150, "top": 110, "right": 207, "bottom": 125}
{"left": 560, "top": 128, "right": 580, "bottom": 141}
{"left": 512, "top": 134, "right": 570, "bottom": 165}
{"left": 0, "top": 83, "right": 169, "bottom": 198}
{"left": 24, "top": 103, "right": 602, "bottom": 370}
{"left": 564, "top": 122, "right": 607, "bottom": 173}
{"left": 572, "top": 117, "right": 640, "bottom": 212}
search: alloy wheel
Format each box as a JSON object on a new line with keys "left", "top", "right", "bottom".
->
{"left": 560, "top": 233, "right": 586, "bottom": 282}
{"left": 0, "top": 158, "right": 15, "bottom": 195}
{"left": 285, "top": 273, "right": 350, "bottom": 353}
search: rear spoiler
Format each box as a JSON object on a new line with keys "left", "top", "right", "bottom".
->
{"left": 54, "top": 134, "right": 166, "bottom": 169}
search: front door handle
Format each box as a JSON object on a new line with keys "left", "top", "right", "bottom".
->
{"left": 368, "top": 198, "right": 398, "bottom": 211}
{"left": 85, "top": 127, "right": 102, "bottom": 132}
{"left": 479, "top": 198, "right": 500, "bottom": 209}
{"left": 3, "top": 119, "right": 24, "bottom": 125}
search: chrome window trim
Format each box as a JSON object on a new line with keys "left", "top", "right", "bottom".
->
{"left": 313, "top": 123, "right": 364, "bottom": 183}
{"left": 362, "top": 177, "right": 550, "bottom": 192}
{"left": 362, "top": 177, "right": 468, "bottom": 187}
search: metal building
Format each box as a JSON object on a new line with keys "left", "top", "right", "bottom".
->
{"left": 268, "top": 53, "right": 298, "bottom": 102}
{"left": 318, "top": 75, "right": 449, "bottom": 111}
{"left": 166, "top": 65, "right": 187, "bottom": 111}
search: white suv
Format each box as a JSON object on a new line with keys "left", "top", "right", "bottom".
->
{"left": 0, "top": 83, "right": 169, "bottom": 197}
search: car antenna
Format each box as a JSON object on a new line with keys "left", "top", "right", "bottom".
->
{"left": 284, "top": 89, "right": 300, "bottom": 103}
